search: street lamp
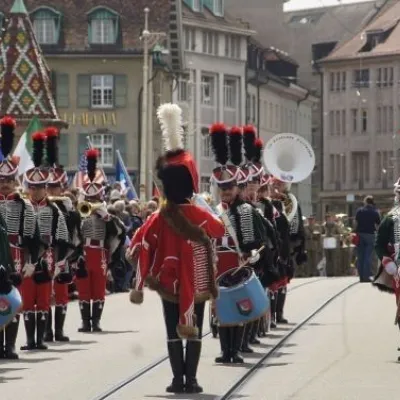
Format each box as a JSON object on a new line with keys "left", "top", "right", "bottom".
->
{"left": 139, "top": 7, "right": 166, "bottom": 201}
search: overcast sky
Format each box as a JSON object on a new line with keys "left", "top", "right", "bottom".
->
{"left": 284, "top": 0, "right": 375, "bottom": 11}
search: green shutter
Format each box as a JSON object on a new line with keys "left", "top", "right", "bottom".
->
{"left": 114, "top": 133, "right": 127, "bottom": 165}
{"left": 56, "top": 73, "right": 69, "bottom": 108}
{"left": 115, "top": 75, "right": 127, "bottom": 108}
{"left": 77, "top": 75, "right": 91, "bottom": 108}
{"left": 78, "top": 134, "right": 88, "bottom": 165}
{"left": 59, "top": 133, "right": 69, "bottom": 167}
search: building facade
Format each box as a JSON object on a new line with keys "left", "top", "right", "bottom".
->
{"left": 0, "top": 0, "right": 179, "bottom": 193}
{"left": 172, "top": 0, "right": 253, "bottom": 192}
{"left": 320, "top": 1, "right": 400, "bottom": 216}
{"left": 247, "top": 42, "right": 318, "bottom": 217}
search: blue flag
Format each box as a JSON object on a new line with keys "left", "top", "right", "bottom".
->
{"left": 0, "top": 150, "right": 3, "bottom": 162}
{"left": 115, "top": 150, "right": 138, "bottom": 200}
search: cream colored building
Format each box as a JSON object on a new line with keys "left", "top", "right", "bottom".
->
{"left": 320, "top": 1, "right": 400, "bottom": 214}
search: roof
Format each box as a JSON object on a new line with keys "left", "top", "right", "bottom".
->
{"left": 0, "top": 0, "right": 62, "bottom": 123}
{"left": 0, "top": 0, "right": 172, "bottom": 54}
{"left": 322, "top": 0, "right": 400, "bottom": 62}
{"left": 182, "top": 1, "right": 253, "bottom": 34}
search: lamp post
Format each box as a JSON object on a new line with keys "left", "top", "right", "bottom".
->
{"left": 139, "top": 8, "right": 166, "bottom": 201}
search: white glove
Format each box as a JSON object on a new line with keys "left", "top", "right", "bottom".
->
{"left": 54, "top": 260, "right": 66, "bottom": 278}
{"left": 106, "top": 269, "right": 113, "bottom": 282}
{"left": 248, "top": 249, "right": 260, "bottom": 265}
{"left": 382, "top": 256, "right": 398, "bottom": 276}
{"left": 22, "top": 263, "right": 35, "bottom": 278}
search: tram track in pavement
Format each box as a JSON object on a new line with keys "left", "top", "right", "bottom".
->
{"left": 217, "top": 280, "right": 358, "bottom": 400}
{"left": 91, "top": 277, "right": 326, "bottom": 400}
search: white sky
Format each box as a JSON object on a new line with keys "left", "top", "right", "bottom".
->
{"left": 284, "top": 0, "right": 375, "bottom": 11}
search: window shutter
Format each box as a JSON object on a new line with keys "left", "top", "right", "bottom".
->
{"left": 113, "top": 133, "right": 126, "bottom": 164}
{"left": 59, "top": 133, "right": 69, "bottom": 167}
{"left": 77, "top": 134, "right": 88, "bottom": 166}
{"left": 56, "top": 73, "right": 69, "bottom": 108}
{"left": 77, "top": 75, "right": 91, "bottom": 108}
{"left": 114, "top": 75, "right": 127, "bottom": 108}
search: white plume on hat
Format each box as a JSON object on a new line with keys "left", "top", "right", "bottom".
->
{"left": 157, "top": 103, "right": 184, "bottom": 151}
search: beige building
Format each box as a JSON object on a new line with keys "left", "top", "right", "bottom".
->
{"left": 0, "top": 0, "right": 180, "bottom": 196}
{"left": 320, "top": 1, "right": 400, "bottom": 215}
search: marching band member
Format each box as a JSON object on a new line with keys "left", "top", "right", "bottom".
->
{"left": 374, "top": 179, "right": 400, "bottom": 359}
{"left": 209, "top": 123, "right": 245, "bottom": 363}
{"left": 23, "top": 132, "right": 70, "bottom": 351}
{"left": 44, "top": 127, "right": 81, "bottom": 342}
{"left": 0, "top": 117, "right": 36, "bottom": 358}
{"left": 76, "top": 149, "right": 124, "bottom": 333}
{"left": 268, "top": 177, "right": 306, "bottom": 323}
{"left": 130, "top": 104, "right": 224, "bottom": 394}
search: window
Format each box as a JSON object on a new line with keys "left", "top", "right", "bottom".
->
{"left": 225, "top": 35, "right": 240, "bottom": 58}
{"left": 201, "top": 133, "right": 211, "bottom": 158}
{"left": 91, "top": 134, "right": 113, "bottom": 167}
{"left": 351, "top": 152, "right": 370, "bottom": 182}
{"left": 335, "top": 72, "right": 341, "bottom": 92}
{"left": 361, "top": 109, "right": 368, "bottom": 133}
{"left": 251, "top": 95, "right": 256, "bottom": 124}
{"left": 330, "top": 73, "right": 335, "bottom": 91}
{"left": 200, "top": 176, "right": 211, "bottom": 193}
{"left": 202, "top": 31, "right": 218, "bottom": 55}
{"left": 341, "top": 72, "right": 346, "bottom": 91}
{"left": 223, "top": 78, "right": 236, "bottom": 109}
{"left": 201, "top": 76, "right": 215, "bottom": 106}
{"left": 185, "top": 28, "right": 196, "bottom": 51}
{"left": 377, "top": 107, "right": 382, "bottom": 133}
{"left": 377, "top": 67, "right": 394, "bottom": 87}
{"left": 329, "top": 155, "right": 334, "bottom": 183}
{"left": 342, "top": 155, "right": 346, "bottom": 182}
{"left": 193, "top": 0, "right": 201, "bottom": 11}
{"left": 376, "top": 151, "right": 382, "bottom": 182}
{"left": 341, "top": 110, "right": 346, "bottom": 135}
{"left": 214, "top": 0, "right": 223, "bottom": 16}
{"left": 351, "top": 109, "right": 358, "bottom": 133}
{"left": 335, "top": 111, "right": 340, "bottom": 135}
{"left": 329, "top": 71, "right": 346, "bottom": 92}
{"left": 91, "top": 75, "right": 114, "bottom": 108}
{"left": 88, "top": 7, "right": 119, "bottom": 44}
{"left": 32, "top": 8, "right": 61, "bottom": 45}
{"left": 177, "top": 76, "right": 188, "bottom": 102}
{"left": 353, "top": 69, "right": 370, "bottom": 88}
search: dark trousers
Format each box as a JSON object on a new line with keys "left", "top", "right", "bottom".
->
{"left": 357, "top": 233, "right": 375, "bottom": 281}
{"left": 162, "top": 299, "right": 205, "bottom": 339}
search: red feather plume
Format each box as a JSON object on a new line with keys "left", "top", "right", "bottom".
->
{"left": 230, "top": 126, "right": 242, "bottom": 135}
{"left": 44, "top": 126, "right": 59, "bottom": 138}
{"left": 255, "top": 138, "right": 263, "bottom": 147}
{"left": 0, "top": 116, "right": 16, "bottom": 128}
{"left": 243, "top": 125, "right": 256, "bottom": 134}
{"left": 32, "top": 131, "right": 46, "bottom": 141}
{"left": 210, "top": 123, "right": 226, "bottom": 134}
{"left": 86, "top": 148, "right": 99, "bottom": 159}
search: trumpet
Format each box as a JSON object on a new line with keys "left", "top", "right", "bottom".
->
{"left": 77, "top": 201, "right": 104, "bottom": 218}
{"left": 48, "top": 196, "right": 69, "bottom": 203}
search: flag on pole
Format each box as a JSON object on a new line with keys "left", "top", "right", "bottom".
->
{"left": 115, "top": 150, "right": 138, "bottom": 200}
{"left": 152, "top": 181, "right": 161, "bottom": 198}
{"left": 13, "top": 116, "right": 42, "bottom": 175}
{"left": 72, "top": 136, "right": 92, "bottom": 188}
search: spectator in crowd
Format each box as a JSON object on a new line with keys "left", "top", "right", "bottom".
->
{"left": 354, "top": 195, "right": 381, "bottom": 282}
{"left": 110, "top": 189, "right": 121, "bottom": 204}
{"left": 127, "top": 200, "right": 143, "bottom": 238}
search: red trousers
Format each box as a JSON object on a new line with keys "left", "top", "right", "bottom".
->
{"left": 53, "top": 281, "right": 69, "bottom": 306}
{"left": 76, "top": 246, "right": 108, "bottom": 302}
{"left": 20, "top": 277, "right": 51, "bottom": 312}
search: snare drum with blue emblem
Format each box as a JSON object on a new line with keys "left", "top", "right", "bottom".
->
{"left": 0, "top": 286, "right": 22, "bottom": 331}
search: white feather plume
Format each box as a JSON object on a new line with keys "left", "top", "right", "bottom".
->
{"left": 157, "top": 103, "right": 184, "bottom": 151}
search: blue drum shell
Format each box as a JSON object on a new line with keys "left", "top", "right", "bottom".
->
{"left": 216, "top": 269, "right": 270, "bottom": 327}
{"left": 0, "top": 287, "right": 22, "bottom": 331}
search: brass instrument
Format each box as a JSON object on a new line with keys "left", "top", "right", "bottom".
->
{"left": 77, "top": 201, "right": 104, "bottom": 218}
{"left": 48, "top": 196, "right": 69, "bottom": 203}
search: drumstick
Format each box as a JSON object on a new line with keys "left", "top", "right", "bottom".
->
{"left": 231, "top": 245, "right": 266, "bottom": 276}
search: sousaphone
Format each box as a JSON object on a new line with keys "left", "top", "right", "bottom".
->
{"left": 263, "top": 133, "right": 315, "bottom": 222}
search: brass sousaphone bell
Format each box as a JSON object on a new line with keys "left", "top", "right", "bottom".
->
{"left": 77, "top": 201, "right": 104, "bottom": 218}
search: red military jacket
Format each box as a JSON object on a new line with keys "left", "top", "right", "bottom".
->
{"left": 130, "top": 204, "right": 224, "bottom": 338}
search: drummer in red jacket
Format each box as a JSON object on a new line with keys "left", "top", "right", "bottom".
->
{"left": 209, "top": 123, "right": 272, "bottom": 360}
{"left": 129, "top": 104, "right": 224, "bottom": 394}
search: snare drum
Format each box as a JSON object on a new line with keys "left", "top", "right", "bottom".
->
{"left": 215, "top": 267, "right": 270, "bottom": 327}
{"left": 0, "top": 286, "right": 22, "bottom": 331}
{"left": 323, "top": 237, "right": 337, "bottom": 249}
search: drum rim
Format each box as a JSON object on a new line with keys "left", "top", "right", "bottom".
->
{"left": 216, "top": 266, "right": 253, "bottom": 287}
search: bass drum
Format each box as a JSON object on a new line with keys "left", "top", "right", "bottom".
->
{"left": 0, "top": 286, "right": 22, "bottom": 331}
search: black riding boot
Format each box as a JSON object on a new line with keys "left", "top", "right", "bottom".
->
{"left": 249, "top": 320, "right": 260, "bottom": 344}
{"left": 5, "top": 314, "right": 20, "bottom": 359}
{"left": 21, "top": 312, "right": 36, "bottom": 350}
{"left": 276, "top": 287, "right": 288, "bottom": 323}
{"left": 92, "top": 301, "right": 104, "bottom": 332}
{"left": 185, "top": 340, "right": 203, "bottom": 393}
{"left": 44, "top": 308, "right": 54, "bottom": 342}
{"left": 166, "top": 340, "right": 185, "bottom": 393}
{"left": 270, "top": 291, "right": 277, "bottom": 328}
{"left": 215, "top": 327, "right": 231, "bottom": 363}
{"left": 231, "top": 326, "right": 244, "bottom": 363}
{"left": 78, "top": 302, "right": 91, "bottom": 332}
{"left": 258, "top": 315, "right": 267, "bottom": 337}
{"left": 55, "top": 305, "right": 69, "bottom": 341}
{"left": 36, "top": 311, "right": 48, "bottom": 350}
{"left": 240, "top": 323, "right": 253, "bottom": 353}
